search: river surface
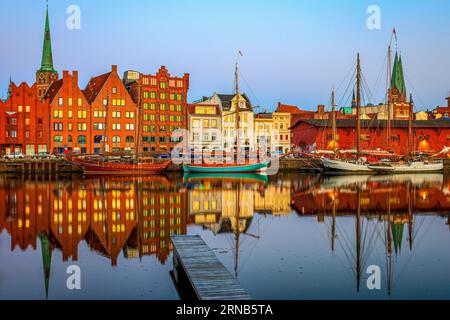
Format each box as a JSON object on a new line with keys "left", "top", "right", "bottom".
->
{"left": 0, "top": 173, "right": 449, "bottom": 300}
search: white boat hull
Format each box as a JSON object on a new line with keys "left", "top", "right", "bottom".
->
{"left": 322, "top": 158, "right": 373, "bottom": 173}
{"left": 368, "top": 161, "right": 444, "bottom": 174}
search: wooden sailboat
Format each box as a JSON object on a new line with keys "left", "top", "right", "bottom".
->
{"left": 184, "top": 57, "right": 270, "bottom": 174}
{"left": 73, "top": 87, "right": 171, "bottom": 175}
{"left": 322, "top": 54, "right": 373, "bottom": 173}
{"left": 368, "top": 94, "right": 444, "bottom": 173}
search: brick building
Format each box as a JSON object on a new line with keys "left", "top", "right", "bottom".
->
{"left": 44, "top": 71, "right": 91, "bottom": 154}
{"left": 83, "top": 65, "right": 137, "bottom": 154}
{"left": 290, "top": 118, "right": 450, "bottom": 154}
{"left": 0, "top": 5, "right": 56, "bottom": 156}
{"left": 126, "top": 67, "right": 190, "bottom": 154}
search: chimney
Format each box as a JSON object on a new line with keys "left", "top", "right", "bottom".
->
{"left": 447, "top": 96, "right": 450, "bottom": 108}
{"left": 63, "top": 70, "right": 69, "bottom": 80}
{"left": 112, "top": 65, "right": 118, "bottom": 74}
{"left": 72, "top": 71, "right": 79, "bottom": 86}
{"left": 317, "top": 105, "right": 325, "bottom": 114}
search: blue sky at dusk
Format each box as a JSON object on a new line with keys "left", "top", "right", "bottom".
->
{"left": 1, "top": 0, "right": 449, "bottom": 111}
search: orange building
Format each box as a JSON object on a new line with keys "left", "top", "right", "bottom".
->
{"left": 83, "top": 65, "right": 137, "bottom": 154}
{"left": 44, "top": 71, "right": 91, "bottom": 154}
{"left": 126, "top": 67, "right": 190, "bottom": 154}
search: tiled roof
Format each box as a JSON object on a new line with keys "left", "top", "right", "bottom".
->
{"left": 255, "top": 113, "right": 273, "bottom": 119}
{"left": 188, "top": 103, "right": 221, "bottom": 116}
{"left": 291, "top": 118, "right": 450, "bottom": 129}
{"left": 217, "top": 93, "right": 253, "bottom": 111}
{"left": 276, "top": 103, "right": 304, "bottom": 114}
{"left": 83, "top": 72, "right": 111, "bottom": 103}
{"left": 43, "top": 79, "right": 63, "bottom": 103}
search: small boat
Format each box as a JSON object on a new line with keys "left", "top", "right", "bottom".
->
{"left": 184, "top": 173, "right": 269, "bottom": 184}
{"left": 73, "top": 157, "right": 171, "bottom": 175}
{"left": 368, "top": 160, "right": 443, "bottom": 174}
{"left": 322, "top": 157, "right": 373, "bottom": 173}
{"left": 183, "top": 160, "right": 270, "bottom": 174}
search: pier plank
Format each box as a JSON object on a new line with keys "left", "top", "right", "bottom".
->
{"left": 171, "top": 235, "right": 251, "bottom": 300}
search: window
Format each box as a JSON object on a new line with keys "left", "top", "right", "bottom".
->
{"left": 150, "top": 78, "right": 157, "bottom": 86}
{"left": 160, "top": 125, "right": 167, "bottom": 132}
{"left": 112, "top": 111, "right": 121, "bottom": 118}
{"left": 177, "top": 94, "right": 182, "bottom": 101}
{"left": 126, "top": 136, "right": 135, "bottom": 143}
{"left": 112, "top": 136, "right": 121, "bottom": 143}
{"left": 68, "top": 135, "right": 73, "bottom": 142}
{"left": 68, "top": 98, "right": 73, "bottom": 106}
{"left": 58, "top": 98, "right": 63, "bottom": 106}
{"left": 160, "top": 136, "right": 167, "bottom": 143}
{"left": 26, "top": 105, "right": 30, "bottom": 112}
{"left": 177, "top": 105, "right": 182, "bottom": 111}
{"left": 53, "top": 123, "right": 63, "bottom": 131}
{"left": 77, "top": 123, "right": 87, "bottom": 131}
{"left": 25, "top": 118, "right": 31, "bottom": 126}
{"left": 18, "top": 106, "right": 23, "bottom": 112}
{"left": 160, "top": 93, "right": 167, "bottom": 100}
{"left": 38, "top": 118, "right": 43, "bottom": 125}
{"left": 94, "top": 123, "right": 105, "bottom": 130}
{"left": 77, "top": 110, "right": 87, "bottom": 119}
{"left": 68, "top": 123, "right": 73, "bottom": 131}
{"left": 68, "top": 110, "right": 73, "bottom": 119}
{"left": 126, "top": 111, "right": 135, "bottom": 118}
{"left": 160, "top": 82, "right": 167, "bottom": 89}
{"left": 78, "top": 98, "right": 82, "bottom": 107}
{"left": 53, "top": 135, "right": 63, "bottom": 143}
{"left": 103, "top": 98, "right": 108, "bottom": 106}
{"left": 112, "top": 87, "right": 117, "bottom": 94}
{"left": 150, "top": 92, "right": 157, "bottom": 99}
{"left": 112, "top": 123, "right": 121, "bottom": 130}
{"left": 160, "top": 115, "right": 167, "bottom": 121}
{"left": 126, "top": 124, "right": 135, "bottom": 131}
{"left": 193, "top": 120, "right": 200, "bottom": 128}
{"left": 169, "top": 80, "right": 175, "bottom": 87}
{"left": 77, "top": 135, "right": 87, "bottom": 144}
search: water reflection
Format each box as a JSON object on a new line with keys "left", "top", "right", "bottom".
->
{"left": 0, "top": 173, "right": 449, "bottom": 299}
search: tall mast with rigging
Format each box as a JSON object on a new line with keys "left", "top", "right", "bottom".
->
{"left": 235, "top": 61, "right": 241, "bottom": 157}
{"left": 387, "top": 45, "right": 392, "bottom": 151}
{"left": 407, "top": 94, "right": 414, "bottom": 161}
{"left": 356, "top": 53, "right": 361, "bottom": 158}
{"left": 331, "top": 88, "right": 337, "bottom": 157}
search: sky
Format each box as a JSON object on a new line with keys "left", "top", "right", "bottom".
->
{"left": 0, "top": 0, "right": 450, "bottom": 111}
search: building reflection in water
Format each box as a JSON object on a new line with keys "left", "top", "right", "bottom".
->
{"left": 0, "top": 173, "right": 449, "bottom": 298}
{"left": 292, "top": 173, "right": 450, "bottom": 295}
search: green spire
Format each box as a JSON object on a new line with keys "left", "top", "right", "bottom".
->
{"left": 391, "top": 52, "right": 406, "bottom": 96}
{"left": 391, "top": 223, "right": 404, "bottom": 255}
{"left": 39, "top": 233, "right": 52, "bottom": 300}
{"left": 39, "top": 2, "right": 56, "bottom": 73}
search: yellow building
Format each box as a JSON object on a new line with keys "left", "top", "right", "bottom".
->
{"left": 273, "top": 108, "right": 292, "bottom": 154}
{"left": 254, "top": 113, "right": 273, "bottom": 153}
{"left": 187, "top": 103, "right": 222, "bottom": 152}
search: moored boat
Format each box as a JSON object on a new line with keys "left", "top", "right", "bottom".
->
{"left": 322, "top": 157, "right": 373, "bottom": 173}
{"left": 368, "top": 160, "right": 443, "bottom": 174}
{"left": 183, "top": 160, "right": 270, "bottom": 174}
{"left": 73, "top": 157, "right": 171, "bottom": 175}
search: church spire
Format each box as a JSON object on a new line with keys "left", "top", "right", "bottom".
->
{"left": 391, "top": 51, "right": 406, "bottom": 97}
{"left": 39, "top": 1, "right": 55, "bottom": 73}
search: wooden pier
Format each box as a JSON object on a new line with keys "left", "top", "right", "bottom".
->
{"left": 0, "top": 159, "right": 83, "bottom": 178}
{"left": 171, "top": 235, "right": 251, "bottom": 300}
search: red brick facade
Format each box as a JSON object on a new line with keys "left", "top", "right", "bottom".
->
{"left": 83, "top": 65, "right": 137, "bottom": 154}
{"left": 291, "top": 119, "right": 450, "bottom": 154}
{"left": 0, "top": 82, "right": 50, "bottom": 155}
{"left": 128, "top": 66, "right": 190, "bottom": 153}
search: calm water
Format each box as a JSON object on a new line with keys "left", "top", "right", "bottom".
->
{"left": 0, "top": 172, "right": 449, "bottom": 300}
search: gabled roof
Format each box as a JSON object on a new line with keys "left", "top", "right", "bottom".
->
{"left": 83, "top": 72, "right": 111, "bottom": 103}
{"left": 216, "top": 93, "right": 253, "bottom": 111}
{"left": 43, "top": 79, "right": 63, "bottom": 103}
{"left": 188, "top": 103, "right": 221, "bottom": 116}
{"left": 276, "top": 103, "right": 303, "bottom": 114}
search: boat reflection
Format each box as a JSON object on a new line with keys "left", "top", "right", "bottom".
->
{"left": 0, "top": 173, "right": 449, "bottom": 298}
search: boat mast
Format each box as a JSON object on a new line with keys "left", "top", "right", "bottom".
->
{"left": 356, "top": 54, "right": 361, "bottom": 158}
{"left": 407, "top": 94, "right": 414, "bottom": 161}
{"left": 387, "top": 45, "right": 392, "bottom": 151}
{"left": 331, "top": 88, "right": 337, "bottom": 157}
{"left": 235, "top": 62, "right": 240, "bottom": 157}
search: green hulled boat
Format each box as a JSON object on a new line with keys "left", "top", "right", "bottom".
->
{"left": 183, "top": 160, "right": 270, "bottom": 174}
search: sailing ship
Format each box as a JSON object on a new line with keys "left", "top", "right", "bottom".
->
{"left": 368, "top": 95, "right": 444, "bottom": 173}
{"left": 322, "top": 54, "right": 373, "bottom": 173}
{"left": 183, "top": 57, "right": 270, "bottom": 174}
